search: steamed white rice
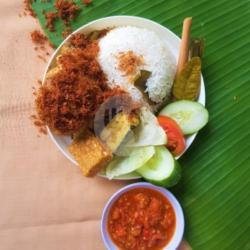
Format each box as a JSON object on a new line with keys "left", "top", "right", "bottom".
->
{"left": 98, "top": 26, "right": 176, "bottom": 103}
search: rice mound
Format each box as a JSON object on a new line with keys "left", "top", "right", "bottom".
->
{"left": 98, "top": 26, "right": 176, "bottom": 103}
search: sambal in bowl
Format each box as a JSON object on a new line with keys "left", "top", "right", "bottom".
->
{"left": 101, "top": 182, "right": 184, "bottom": 250}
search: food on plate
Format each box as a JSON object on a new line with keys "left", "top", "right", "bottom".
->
{"left": 172, "top": 38, "right": 204, "bottom": 101}
{"left": 100, "top": 112, "right": 140, "bottom": 152}
{"left": 35, "top": 32, "right": 136, "bottom": 136}
{"left": 68, "top": 129, "right": 112, "bottom": 177}
{"left": 173, "top": 17, "right": 202, "bottom": 101}
{"left": 125, "top": 107, "right": 167, "bottom": 147}
{"left": 34, "top": 17, "right": 209, "bottom": 183}
{"left": 35, "top": 32, "right": 114, "bottom": 135}
{"left": 107, "top": 187, "right": 176, "bottom": 250}
{"left": 117, "top": 50, "right": 144, "bottom": 76}
{"left": 98, "top": 26, "right": 176, "bottom": 105}
{"left": 172, "top": 57, "right": 201, "bottom": 100}
{"left": 137, "top": 146, "right": 181, "bottom": 187}
{"left": 157, "top": 116, "right": 185, "bottom": 156}
{"left": 159, "top": 100, "right": 209, "bottom": 135}
{"left": 93, "top": 91, "right": 141, "bottom": 137}
{"left": 106, "top": 146, "right": 155, "bottom": 179}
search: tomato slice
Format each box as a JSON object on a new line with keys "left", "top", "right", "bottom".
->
{"left": 157, "top": 115, "right": 186, "bottom": 156}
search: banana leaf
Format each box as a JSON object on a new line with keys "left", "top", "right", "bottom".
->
{"left": 31, "top": 0, "right": 250, "bottom": 249}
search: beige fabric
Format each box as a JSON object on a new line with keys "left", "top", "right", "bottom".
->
{"left": 0, "top": 1, "right": 191, "bottom": 249}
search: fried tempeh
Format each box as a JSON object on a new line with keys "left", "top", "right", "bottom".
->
{"left": 68, "top": 129, "right": 112, "bottom": 177}
{"left": 100, "top": 112, "right": 139, "bottom": 152}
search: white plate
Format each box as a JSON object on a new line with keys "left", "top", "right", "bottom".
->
{"left": 44, "top": 16, "right": 205, "bottom": 180}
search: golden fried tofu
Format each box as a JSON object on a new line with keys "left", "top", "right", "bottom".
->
{"left": 100, "top": 112, "right": 139, "bottom": 152}
{"left": 68, "top": 129, "right": 112, "bottom": 177}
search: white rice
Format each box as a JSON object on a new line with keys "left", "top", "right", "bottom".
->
{"left": 98, "top": 26, "right": 176, "bottom": 103}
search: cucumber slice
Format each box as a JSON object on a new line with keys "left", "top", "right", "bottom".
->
{"left": 106, "top": 146, "right": 155, "bottom": 179}
{"left": 159, "top": 100, "right": 209, "bottom": 135}
{"left": 137, "top": 146, "right": 181, "bottom": 187}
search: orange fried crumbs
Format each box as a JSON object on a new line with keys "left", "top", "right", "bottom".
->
{"left": 35, "top": 33, "right": 130, "bottom": 135}
{"left": 118, "top": 51, "right": 144, "bottom": 76}
{"left": 31, "top": 114, "right": 47, "bottom": 135}
{"left": 43, "top": 0, "right": 80, "bottom": 33}
{"left": 30, "top": 30, "right": 48, "bottom": 45}
{"left": 102, "top": 87, "right": 126, "bottom": 101}
{"left": 69, "top": 33, "right": 89, "bottom": 48}
{"left": 43, "top": 10, "right": 57, "bottom": 32}
{"left": 23, "top": 0, "right": 36, "bottom": 18}
{"left": 55, "top": 0, "right": 80, "bottom": 25}
{"left": 30, "top": 30, "right": 53, "bottom": 57}
{"left": 62, "top": 27, "right": 72, "bottom": 38}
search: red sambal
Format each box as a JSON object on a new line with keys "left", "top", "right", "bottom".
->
{"left": 107, "top": 188, "right": 176, "bottom": 250}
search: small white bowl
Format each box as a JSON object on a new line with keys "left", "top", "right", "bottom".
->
{"left": 101, "top": 182, "right": 185, "bottom": 250}
{"left": 44, "top": 16, "right": 205, "bottom": 179}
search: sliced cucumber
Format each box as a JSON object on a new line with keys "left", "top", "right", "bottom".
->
{"left": 106, "top": 146, "right": 155, "bottom": 179}
{"left": 137, "top": 146, "right": 181, "bottom": 187}
{"left": 159, "top": 100, "right": 209, "bottom": 135}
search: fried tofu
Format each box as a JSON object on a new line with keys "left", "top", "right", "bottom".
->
{"left": 68, "top": 129, "right": 112, "bottom": 177}
{"left": 100, "top": 112, "right": 139, "bottom": 152}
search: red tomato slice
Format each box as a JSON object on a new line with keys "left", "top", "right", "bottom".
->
{"left": 157, "top": 115, "right": 186, "bottom": 156}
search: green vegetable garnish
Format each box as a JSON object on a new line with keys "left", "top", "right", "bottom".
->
{"left": 172, "top": 57, "right": 201, "bottom": 101}
{"left": 172, "top": 37, "right": 204, "bottom": 101}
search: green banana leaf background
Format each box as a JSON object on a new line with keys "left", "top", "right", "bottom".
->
{"left": 31, "top": 0, "right": 250, "bottom": 249}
